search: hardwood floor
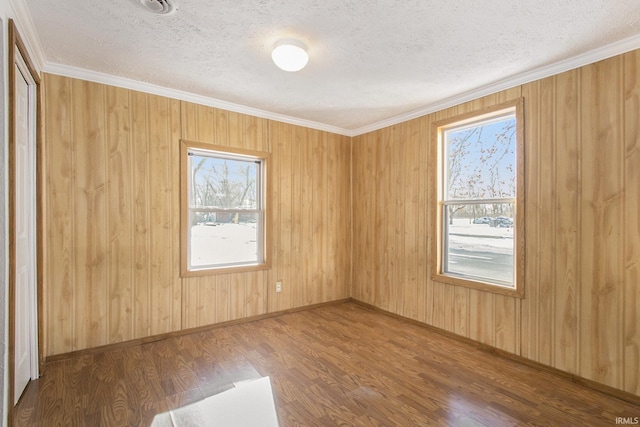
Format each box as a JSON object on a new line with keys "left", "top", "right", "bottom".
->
{"left": 15, "top": 302, "right": 640, "bottom": 426}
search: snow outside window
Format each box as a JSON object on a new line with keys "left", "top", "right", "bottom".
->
{"left": 435, "top": 99, "right": 524, "bottom": 296}
{"left": 180, "top": 141, "right": 269, "bottom": 276}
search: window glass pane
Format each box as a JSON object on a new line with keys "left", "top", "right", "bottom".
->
{"left": 445, "top": 115, "right": 516, "bottom": 200}
{"left": 444, "top": 203, "right": 514, "bottom": 286}
{"left": 189, "top": 212, "right": 260, "bottom": 268}
{"left": 189, "top": 154, "right": 258, "bottom": 209}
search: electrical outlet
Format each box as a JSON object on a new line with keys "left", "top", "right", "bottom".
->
{"left": 276, "top": 281, "right": 282, "bottom": 293}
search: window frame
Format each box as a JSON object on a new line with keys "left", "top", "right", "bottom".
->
{"left": 432, "top": 98, "right": 525, "bottom": 297}
{"left": 180, "top": 140, "right": 271, "bottom": 277}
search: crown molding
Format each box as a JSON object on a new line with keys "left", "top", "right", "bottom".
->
{"left": 8, "top": 0, "right": 46, "bottom": 72}
{"left": 9, "top": 0, "right": 640, "bottom": 138}
{"left": 43, "top": 62, "right": 353, "bottom": 137}
{"left": 350, "top": 33, "right": 640, "bottom": 137}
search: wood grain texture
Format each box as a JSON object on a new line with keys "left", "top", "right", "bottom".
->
{"left": 624, "top": 50, "right": 640, "bottom": 396}
{"left": 105, "top": 85, "right": 132, "bottom": 345}
{"left": 537, "top": 76, "right": 555, "bottom": 367}
{"left": 130, "top": 90, "right": 151, "bottom": 340}
{"left": 553, "top": 68, "right": 580, "bottom": 375}
{"left": 579, "top": 56, "right": 623, "bottom": 389}
{"left": 43, "top": 76, "right": 350, "bottom": 355}
{"left": 352, "top": 50, "right": 640, "bottom": 396}
{"left": 44, "top": 74, "right": 74, "bottom": 357}
{"left": 15, "top": 303, "right": 640, "bottom": 426}
{"left": 43, "top": 76, "right": 184, "bottom": 353}
{"left": 72, "top": 78, "right": 108, "bottom": 351}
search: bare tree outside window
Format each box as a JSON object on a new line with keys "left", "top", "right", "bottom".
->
{"left": 191, "top": 157, "right": 257, "bottom": 210}
{"left": 445, "top": 117, "right": 516, "bottom": 223}
{"left": 181, "top": 142, "right": 268, "bottom": 274}
{"left": 439, "top": 108, "right": 519, "bottom": 288}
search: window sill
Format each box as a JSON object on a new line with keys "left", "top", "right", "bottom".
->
{"left": 181, "top": 262, "right": 271, "bottom": 278}
{"left": 431, "top": 272, "right": 524, "bottom": 298}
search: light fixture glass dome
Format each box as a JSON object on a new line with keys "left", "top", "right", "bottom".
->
{"left": 271, "top": 40, "right": 309, "bottom": 72}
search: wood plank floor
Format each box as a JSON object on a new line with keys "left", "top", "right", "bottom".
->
{"left": 15, "top": 302, "right": 640, "bottom": 426}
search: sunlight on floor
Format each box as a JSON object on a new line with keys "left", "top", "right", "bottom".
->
{"left": 151, "top": 377, "right": 279, "bottom": 426}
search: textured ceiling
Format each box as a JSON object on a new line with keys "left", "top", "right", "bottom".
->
{"left": 22, "top": 0, "right": 640, "bottom": 132}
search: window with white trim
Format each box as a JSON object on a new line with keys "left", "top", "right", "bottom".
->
{"left": 181, "top": 141, "right": 270, "bottom": 276}
{"left": 434, "top": 99, "right": 524, "bottom": 295}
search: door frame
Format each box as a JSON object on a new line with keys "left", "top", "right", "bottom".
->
{"left": 8, "top": 18, "right": 42, "bottom": 413}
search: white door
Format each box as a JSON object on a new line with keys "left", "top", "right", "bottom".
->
{"left": 14, "top": 53, "right": 38, "bottom": 404}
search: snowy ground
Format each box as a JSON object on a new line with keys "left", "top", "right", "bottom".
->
{"left": 447, "top": 218, "right": 514, "bottom": 283}
{"left": 190, "top": 223, "right": 258, "bottom": 267}
{"left": 448, "top": 218, "right": 514, "bottom": 255}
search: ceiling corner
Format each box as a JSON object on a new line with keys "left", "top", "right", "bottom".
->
{"left": 8, "top": 0, "right": 47, "bottom": 72}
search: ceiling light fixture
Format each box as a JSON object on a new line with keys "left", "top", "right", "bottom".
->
{"left": 136, "top": 0, "right": 178, "bottom": 15}
{"left": 271, "top": 40, "right": 309, "bottom": 72}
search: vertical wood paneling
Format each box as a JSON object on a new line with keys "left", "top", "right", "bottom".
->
{"left": 215, "top": 275, "right": 229, "bottom": 323}
{"left": 44, "top": 79, "right": 185, "bottom": 352}
{"left": 147, "top": 95, "right": 181, "bottom": 335}
{"left": 553, "top": 68, "right": 580, "bottom": 374}
{"left": 214, "top": 108, "right": 228, "bottom": 145}
{"left": 271, "top": 120, "right": 290, "bottom": 312}
{"left": 300, "top": 127, "right": 314, "bottom": 306}
{"left": 453, "top": 287, "right": 469, "bottom": 337}
{"left": 339, "top": 134, "right": 352, "bottom": 300}
{"left": 474, "top": 291, "right": 495, "bottom": 347}
{"left": 393, "top": 124, "right": 406, "bottom": 315}
{"left": 351, "top": 51, "right": 640, "bottom": 397}
{"left": 44, "top": 74, "right": 75, "bottom": 355}
{"left": 624, "top": 50, "right": 640, "bottom": 395}
{"left": 403, "top": 119, "right": 420, "bottom": 320}
{"left": 352, "top": 130, "right": 371, "bottom": 303}
{"left": 228, "top": 111, "right": 241, "bottom": 147}
{"left": 289, "top": 125, "right": 304, "bottom": 308}
{"left": 245, "top": 271, "right": 263, "bottom": 318}
{"left": 432, "top": 282, "right": 445, "bottom": 329}
{"left": 379, "top": 127, "right": 393, "bottom": 311}
{"left": 44, "top": 76, "right": 350, "bottom": 354}
{"left": 130, "top": 91, "right": 151, "bottom": 339}
{"left": 229, "top": 273, "right": 245, "bottom": 321}
{"left": 72, "top": 79, "right": 107, "bottom": 350}
{"left": 579, "top": 57, "right": 623, "bottom": 388}
{"left": 537, "top": 76, "right": 555, "bottom": 366}
{"left": 106, "top": 86, "right": 133, "bottom": 344}
{"left": 419, "top": 115, "right": 431, "bottom": 325}
{"left": 494, "top": 295, "right": 516, "bottom": 353}
{"left": 311, "top": 129, "right": 326, "bottom": 304}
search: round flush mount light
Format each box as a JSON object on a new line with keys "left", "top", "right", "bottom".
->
{"left": 271, "top": 40, "right": 309, "bottom": 72}
{"left": 136, "top": 0, "right": 178, "bottom": 15}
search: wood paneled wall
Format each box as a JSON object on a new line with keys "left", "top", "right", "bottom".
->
{"left": 42, "top": 74, "right": 351, "bottom": 357}
{"left": 42, "top": 49, "right": 640, "bottom": 397}
{"left": 352, "top": 51, "right": 640, "bottom": 396}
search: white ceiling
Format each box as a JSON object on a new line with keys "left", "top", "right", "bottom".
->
{"left": 18, "top": 0, "right": 640, "bottom": 135}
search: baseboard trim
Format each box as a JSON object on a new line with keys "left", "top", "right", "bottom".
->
{"left": 44, "top": 298, "right": 353, "bottom": 364}
{"left": 351, "top": 299, "right": 640, "bottom": 407}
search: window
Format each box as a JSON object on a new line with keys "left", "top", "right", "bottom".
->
{"left": 181, "top": 141, "right": 270, "bottom": 276}
{"left": 433, "top": 99, "right": 524, "bottom": 296}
